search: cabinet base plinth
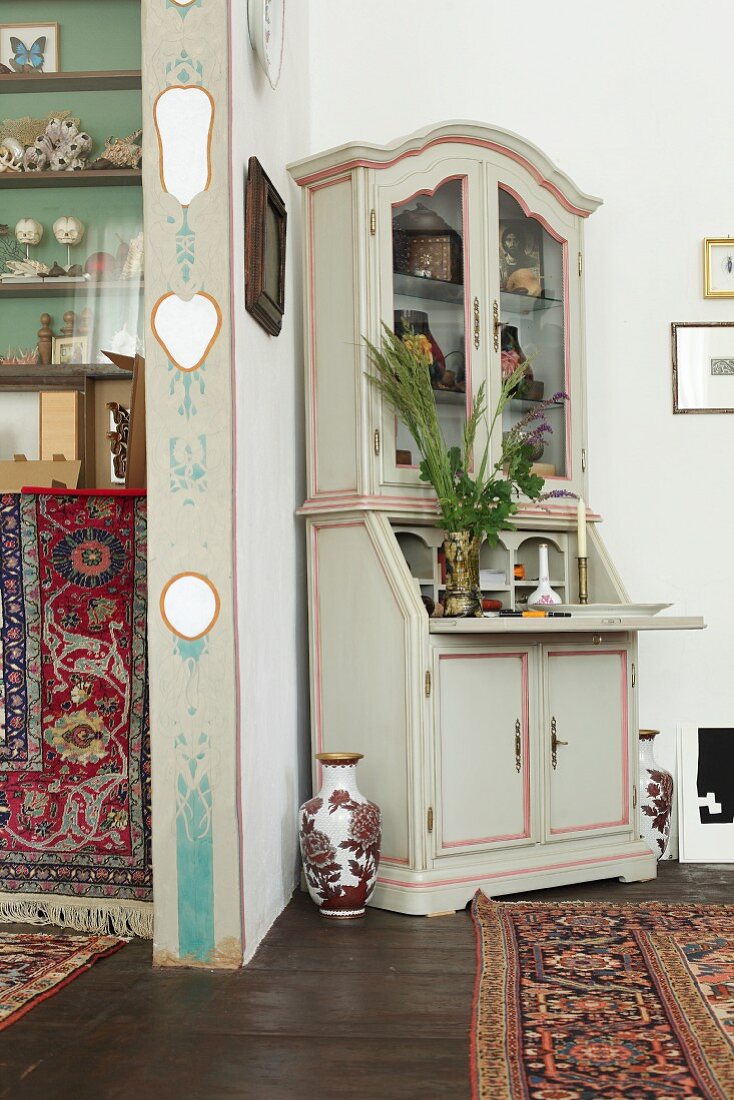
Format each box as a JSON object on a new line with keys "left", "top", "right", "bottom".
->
{"left": 370, "top": 842, "right": 657, "bottom": 916}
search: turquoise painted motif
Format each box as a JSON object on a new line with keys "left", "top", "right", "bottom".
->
{"left": 175, "top": 729, "right": 214, "bottom": 961}
{"left": 170, "top": 436, "right": 207, "bottom": 501}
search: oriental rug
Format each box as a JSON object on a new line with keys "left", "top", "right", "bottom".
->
{"left": 471, "top": 892, "right": 734, "bottom": 1100}
{"left": 0, "top": 491, "right": 152, "bottom": 937}
{"left": 0, "top": 931, "right": 123, "bottom": 1030}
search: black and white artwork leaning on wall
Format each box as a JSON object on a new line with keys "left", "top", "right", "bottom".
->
{"left": 678, "top": 726, "right": 734, "bottom": 862}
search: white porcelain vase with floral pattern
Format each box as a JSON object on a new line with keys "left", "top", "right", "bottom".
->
{"left": 299, "top": 753, "right": 381, "bottom": 919}
{"left": 638, "top": 729, "right": 674, "bottom": 860}
{"left": 527, "top": 543, "right": 562, "bottom": 606}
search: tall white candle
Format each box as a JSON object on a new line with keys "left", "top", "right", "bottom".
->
{"left": 577, "top": 497, "right": 587, "bottom": 557}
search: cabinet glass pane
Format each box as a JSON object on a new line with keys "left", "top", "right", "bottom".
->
{"left": 498, "top": 187, "right": 568, "bottom": 479}
{"left": 391, "top": 178, "right": 467, "bottom": 469}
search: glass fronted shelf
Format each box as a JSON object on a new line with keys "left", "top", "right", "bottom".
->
{"left": 391, "top": 178, "right": 467, "bottom": 468}
{"left": 498, "top": 186, "right": 568, "bottom": 479}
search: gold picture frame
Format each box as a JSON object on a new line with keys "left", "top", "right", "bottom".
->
{"left": 0, "top": 23, "right": 61, "bottom": 75}
{"left": 703, "top": 238, "right": 734, "bottom": 299}
{"left": 53, "top": 335, "right": 89, "bottom": 366}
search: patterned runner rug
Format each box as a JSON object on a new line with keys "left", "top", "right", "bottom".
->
{"left": 0, "top": 931, "right": 123, "bottom": 1030}
{"left": 0, "top": 491, "right": 152, "bottom": 936}
{"left": 471, "top": 892, "right": 734, "bottom": 1100}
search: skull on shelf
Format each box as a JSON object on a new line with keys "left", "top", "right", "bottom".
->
{"left": 15, "top": 218, "right": 44, "bottom": 246}
{"left": 53, "top": 216, "right": 86, "bottom": 246}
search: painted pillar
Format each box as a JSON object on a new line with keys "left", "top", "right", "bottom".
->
{"left": 142, "top": 0, "right": 243, "bottom": 967}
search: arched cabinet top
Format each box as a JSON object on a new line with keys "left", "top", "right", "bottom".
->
{"left": 288, "top": 120, "right": 602, "bottom": 218}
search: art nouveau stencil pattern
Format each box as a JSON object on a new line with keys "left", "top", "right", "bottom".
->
{"left": 143, "top": 0, "right": 241, "bottom": 965}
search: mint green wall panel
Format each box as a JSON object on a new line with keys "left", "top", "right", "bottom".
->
{"left": 0, "top": 0, "right": 141, "bottom": 71}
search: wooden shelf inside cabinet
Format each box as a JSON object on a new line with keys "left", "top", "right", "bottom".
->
{"left": 0, "top": 70, "right": 142, "bottom": 94}
{"left": 0, "top": 364, "right": 133, "bottom": 393}
{"left": 0, "top": 170, "right": 142, "bottom": 190}
{"left": 0, "top": 280, "right": 143, "bottom": 299}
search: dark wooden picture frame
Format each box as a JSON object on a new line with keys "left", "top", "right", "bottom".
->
{"left": 245, "top": 156, "right": 287, "bottom": 336}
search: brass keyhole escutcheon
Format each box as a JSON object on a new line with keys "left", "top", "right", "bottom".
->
{"left": 551, "top": 716, "right": 568, "bottom": 770}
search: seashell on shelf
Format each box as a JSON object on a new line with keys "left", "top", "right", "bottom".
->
{"left": 3, "top": 259, "right": 50, "bottom": 278}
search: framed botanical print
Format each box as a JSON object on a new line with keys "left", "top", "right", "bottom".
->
{"left": 672, "top": 321, "right": 734, "bottom": 413}
{"left": 0, "top": 23, "right": 60, "bottom": 74}
{"left": 704, "top": 238, "right": 734, "bottom": 298}
{"left": 245, "top": 156, "right": 286, "bottom": 336}
{"left": 678, "top": 725, "right": 734, "bottom": 862}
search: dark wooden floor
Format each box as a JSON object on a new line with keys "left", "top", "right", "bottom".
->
{"left": 1, "top": 863, "right": 732, "bottom": 1099}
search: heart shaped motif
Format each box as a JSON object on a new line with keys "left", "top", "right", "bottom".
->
{"left": 160, "top": 573, "right": 221, "bottom": 641}
{"left": 154, "top": 86, "right": 214, "bottom": 207}
{"left": 151, "top": 292, "right": 222, "bottom": 372}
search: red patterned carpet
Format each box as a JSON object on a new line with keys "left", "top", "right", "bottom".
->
{"left": 471, "top": 892, "right": 734, "bottom": 1100}
{"left": 0, "top": 491, "right": 151, "bottom": 935}
{"left": 0, "top": 932, "right": 123, "bottom": 1030}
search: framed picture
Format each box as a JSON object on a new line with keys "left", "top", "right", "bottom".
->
{"left": 704, "top": 238, "right": 734, "bottom": 298}
{"left": 53, "top": 335, "right": 89, "bottom": 366}
{"left": 672, "top": 321, "right": 734, "bottom": 413}
{"left": 245, "top": 156, "right": 286, "bottom": 336}
{"left": 499, "top": 219, "right": 542, "bottom": 293}
{"left": 0, "top": 23, "right": 60, "bottom": 75}
{"left": 677, "top": 725, "right": 734, "bottom": 862}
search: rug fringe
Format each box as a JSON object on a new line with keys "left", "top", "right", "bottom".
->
{"left": 0, "top": 894, "right": 153, "bottom": 938}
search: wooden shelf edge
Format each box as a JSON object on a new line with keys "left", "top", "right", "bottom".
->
{"left": 0, "top": 170, "right": 142, "bottom": 189}
{"left": 0, "top": 280, "right": 143, "bottom": 298}
{"left": 0, "top": 70, "right": 142, "bottom": 94}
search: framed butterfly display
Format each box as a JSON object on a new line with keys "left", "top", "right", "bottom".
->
{"left": 0, "top": 23, "right": 60, "bottom": 76}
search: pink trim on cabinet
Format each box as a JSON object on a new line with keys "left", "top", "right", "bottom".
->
{"left": 547, "top": 649, "right": 630, "bottom": 833}
{"left": 437, "top": 652, "right": 532, "bottom": 847}
{"left": 376, "top": 849, "right": 650, "bottom": 890}
{"left": 299, "top": 493, "right": 602, "bottom": 519}
{"left": 311, "top": 518, "right": 410, "bottom": 866}
{"left": 295, "top": 136, "right": 593, "bottom": 218}
{"left": 499, "top": 183, "right": 573, "bottom": 482}
{"left": 307, "top": 175, "right": 360, "bottom": 498}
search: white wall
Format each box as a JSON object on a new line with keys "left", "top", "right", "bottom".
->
{"left": 230, "top": 2, "right": 311, "bottom": 960}
{"left": 0, "top": 394, "right": 39, "bottom": 460}
{"left": 309, "top": 0, "right": 734, "bottom": 850}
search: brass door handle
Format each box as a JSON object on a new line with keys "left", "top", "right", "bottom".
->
{"left": 514, "top": 718, "right": 521, "bottom": 773}
{"left": 493, "top": 299, "right": 500, "bottom": 352}
{"left": 551, "top": 716, "right": 568, "bottom": 770}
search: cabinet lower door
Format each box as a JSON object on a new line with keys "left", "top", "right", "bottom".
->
{"left": 434, "top": 648, "right": 533, "bottom": 856}
{"left": 545, "top": 647, "right": 631, "bottom": 838}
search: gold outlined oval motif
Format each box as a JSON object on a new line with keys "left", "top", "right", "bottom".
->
{"left": 153, "top": 85, "right": 215, "bottom": 207}
{"left": 160, "top": 572, "right": 221, "bottom": 641}
{"left": 151, "top": 292, "right": 223, "bottom": 372}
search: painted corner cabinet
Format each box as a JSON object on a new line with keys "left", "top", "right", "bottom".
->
{"left": 289, "top": 123, "right": 704, "bottom": 915}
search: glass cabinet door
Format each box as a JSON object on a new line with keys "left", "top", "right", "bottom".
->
{"left": 496, "top": 186, "right": 570, "bottom": 482}
{"left": 380, "top": 170, "right": 475, "bottom": 484}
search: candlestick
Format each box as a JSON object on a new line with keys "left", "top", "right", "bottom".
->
{"left": 577, "top": 496, "right": 587, "bottom": 558}
{"left": 577, "top": 557, "right": 588, "bottom": 605}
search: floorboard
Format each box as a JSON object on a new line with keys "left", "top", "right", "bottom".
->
{"left": 0, "top": 862, "right": 732, "bottom": 1098}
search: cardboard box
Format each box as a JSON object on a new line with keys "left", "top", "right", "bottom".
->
{"left": 0, "top": 456, "right": 81, "bottom": 492}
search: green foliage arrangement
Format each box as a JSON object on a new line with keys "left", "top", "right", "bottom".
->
{"left": 365, "top": 324, "right": 566, "bottom": 547}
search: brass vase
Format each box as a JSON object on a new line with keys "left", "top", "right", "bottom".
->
{"left": 443, "top": 531, "right": 483, "bottom": 618}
